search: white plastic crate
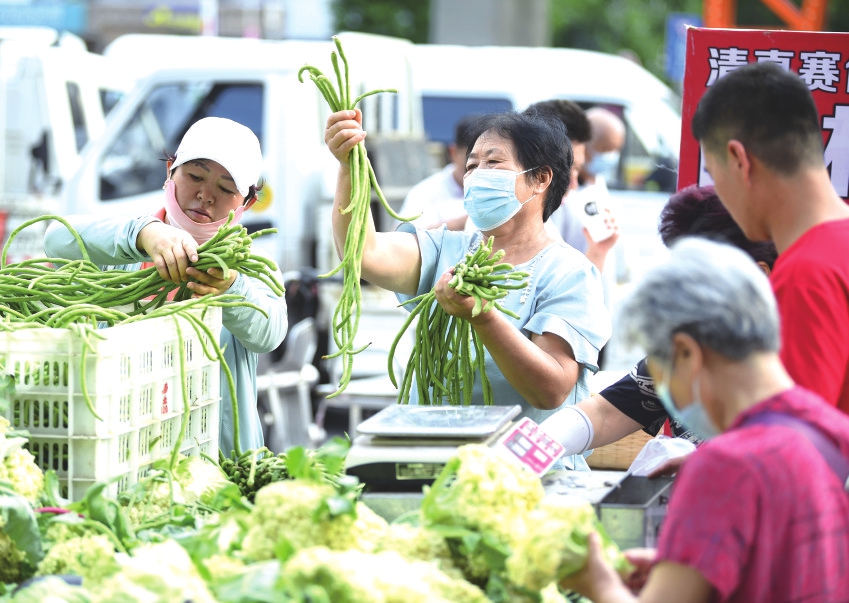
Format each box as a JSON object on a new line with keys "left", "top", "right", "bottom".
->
{"left": 26, "top": 398, "right": 220, "bottom": 501}
{"left": 0, "top": 303, "right": 223, "bottom": 501}
{"left": 3, "top": 306, "right": 221, "bottom": 437}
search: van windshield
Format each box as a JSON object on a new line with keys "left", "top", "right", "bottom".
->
{"left": 98, "top": 81, "right": 263, "bottom": 201}
{"left": 422, "top": 95, "right": 513, "bottom": 145}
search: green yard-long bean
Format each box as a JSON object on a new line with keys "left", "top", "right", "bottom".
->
{"left": 0, "top": 213, "right": 283, "bottom": 457}
{"left": 388, "top": 236, "right": 529, "bottom": 406}
{"left": 299, "top": 35, "right": 416, "bottom": 398}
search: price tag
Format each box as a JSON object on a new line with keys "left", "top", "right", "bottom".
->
{"left": 494, "top": 417, "right": 565, "bottom": 476}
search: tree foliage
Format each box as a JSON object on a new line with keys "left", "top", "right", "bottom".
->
{"left": 551, "top": 0, "right": 849, "bottom": 85}
{"left": 331, "top": 0, "right": 430, "bottom": 44}
{"left": 330, "top": 0, "right": 849, "bottom": 85}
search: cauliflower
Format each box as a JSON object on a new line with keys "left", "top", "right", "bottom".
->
{"left": 419, "top": 444, "right": 544, "bottom": 585}
{"left": 200, "top": 553, "right": 247, "bottom": 582}
{"left": 506, "top": 496, "right": 631, "bottom": 592}
{"left": 281, "top": 546, "right": 490, "bottom": 603}
{"left": 172, "top": 454, "right": 231, "bottom": 506}
{"left": 241, "top": 479, "right": 388, "bottom": 561}
{"left": 0, "top": 418, "right": 44, "bottom": 502}
{"left": 8, "top": 576, "right": 94, "bottom": 603}
{"left": 90, "top": 539, "right": 216, "bottom": 603}
{"left": 0, "top": 490, "right": 43, "bottom": 583}
{"left": 377, "top": 521, "right": 451, "bottom": 559}
{"left": 120, "top": 454, "right": 230, "bottom": 528}
{"left": 422, "top": 444, "right": 543, "bottom": 543}
{"left": 122, "top": 478, "right": 184, "bottom": 527}
{"left": 0, "top": 515, "right": 27, "bottom": 583}
{"left": 35, "top": 533, "right": 119, "bottom": 583}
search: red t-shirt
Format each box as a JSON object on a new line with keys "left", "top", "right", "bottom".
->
{"left": 656, "top": 387, "right": 849, "bottom": 603}
{"left": 771, "top": 218, "right": 849, "bottom": 415}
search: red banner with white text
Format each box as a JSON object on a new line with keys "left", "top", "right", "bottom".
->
{"left": 678, "top": 27, "right": 849, "bottom": 199}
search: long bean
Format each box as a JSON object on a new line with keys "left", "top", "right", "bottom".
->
{"left": 299, "top": 35, "right": 417, "bottom": 398}
{"left": 388, "top": 237, "right": 530, "bottom": 406}
{"left": 0, "top": 212, "right": 283, "bottom": 325}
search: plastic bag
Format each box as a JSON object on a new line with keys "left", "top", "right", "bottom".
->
{"left": 628, "top": 435, "right": 696, "bottom": 476}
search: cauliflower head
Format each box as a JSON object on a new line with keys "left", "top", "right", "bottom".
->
{"left": 91, "top": 539, "right": 216, "bottom": 603}
{"left": 506, "top": 497, "right": 630, "bottom": 592}
{"left": 281, "top": 546, "right": 489, "bottom": 603}
{"left": 0, "top": 419, "right": 44, "bottom": 502}
{"left": 421, "top": 444, "right": 543, "bottom": 543}
{"left": 36, "top": 533, "right": 119, "bottom": 584}
{"left": 122, "top": 478, "right": 185, "bottom": 527}
{"left": 9, "top": 576, "right": 94, "bottom": 603}
{"left": 172, "top": 454, "right": 231, "bottom": 506}
{"left": 0, "top": 519, "right": 27, "bottom": 583}
{"left": 242, "top": 480, "right": 387, "bottom": 562}
{"left": 377, "top": 522, "right": 452, "bottom": 562}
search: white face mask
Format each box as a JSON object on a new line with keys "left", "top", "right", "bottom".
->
{"left": 163, "top": 179, "right": 244, "bottom": 244}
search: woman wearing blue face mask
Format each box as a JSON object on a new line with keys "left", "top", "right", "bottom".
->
{"left": 324, "top": 109, "right": 610, "bottom": 471}
{"left": 561, "top": 237, "right": 849, "bottom": 603}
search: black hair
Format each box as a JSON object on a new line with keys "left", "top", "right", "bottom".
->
{"left": 465, "top": 111, "right": 572, "bottom": 222}
{"left": 659, "top": 184, "right": 778, "bottom": 268}
{"left": 453, "top": 114, "right": 481, "bottom": 149}
{"left": 523, "top": 99, "right": 592, "bottom": 144}
{"left": 691, "top": 61, "right": 823, "bottom": 174}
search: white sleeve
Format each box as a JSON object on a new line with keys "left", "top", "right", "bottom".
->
{"left": 539, "top": 405, "right": 595, "bottom": 456}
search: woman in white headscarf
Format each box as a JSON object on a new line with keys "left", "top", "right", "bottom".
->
{"left": 44, "top": 117, "right": 288, "bottom": 456}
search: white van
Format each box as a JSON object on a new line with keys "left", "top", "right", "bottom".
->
{"left": 0, "top": 29, "right": 132, "bottom": 261}
{"left": 410, "top": 44, "right": 683, "bottom": 370}
{"left": 62, "top": 32, "right": 431, "bottom": 274}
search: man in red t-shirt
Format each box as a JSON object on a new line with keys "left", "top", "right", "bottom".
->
{"left": 560, "top": 237, "right": 849, "bottom": 603}
{"left": 692, "top": 61, "right": 849, "bottom": 415}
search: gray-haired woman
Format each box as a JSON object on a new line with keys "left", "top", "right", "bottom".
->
{"left": 561, "top": 237, "right": 849, "bottom": 603}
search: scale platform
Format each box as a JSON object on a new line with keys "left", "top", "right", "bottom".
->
{"left": 346, "top": 404, "right": 523, "bottom": 492}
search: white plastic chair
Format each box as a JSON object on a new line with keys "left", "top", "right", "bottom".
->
{"left": 256, "top": 317, "right": 324, "bottom": 451}
{"left": 314, "top": 311, "right": 416, "bottom": 439}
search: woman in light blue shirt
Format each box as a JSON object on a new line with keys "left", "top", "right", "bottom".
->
{"left": 325, "top": 109, "right": 610, "bottom": 470}
{"left": 44, "top": 117, "right": 288, "bottom": 456}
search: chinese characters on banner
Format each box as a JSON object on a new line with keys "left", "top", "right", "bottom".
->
{"left": 678, "top": 27, "right": 849, "bottom": 199}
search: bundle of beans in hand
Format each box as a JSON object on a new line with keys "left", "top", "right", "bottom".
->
{"left": 388, "top": 236, "right": 529, "bottom": 406}
{"left": 298, "top": 35, "right": 415, "bottom": 398}
{"left": 0, "top": 213, "right": 284, "bottom": 326}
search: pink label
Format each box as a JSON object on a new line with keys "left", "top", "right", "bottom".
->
{"left": 497, "top": 417, "right": 565, "bottom": 476}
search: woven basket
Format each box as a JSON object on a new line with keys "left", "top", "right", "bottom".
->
{"left": 586, "top": 430, "right": 655, "bottom": 470}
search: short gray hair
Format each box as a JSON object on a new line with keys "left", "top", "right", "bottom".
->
{"left": 618, "top": 237, "right": 780, "bottom": 363}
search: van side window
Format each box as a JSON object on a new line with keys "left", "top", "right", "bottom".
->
{"left": 98, "top": 82, "right": 263, "bottom": 201}
{"left": 66, "top": 82, "right": 88, "bottom": 153}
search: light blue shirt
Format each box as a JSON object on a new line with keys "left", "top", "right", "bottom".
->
{"left": 396, "top": 225, "right": 611, "bottom": 470}
{"left": 43, "top": 215, "right": 288, "bottom": 457}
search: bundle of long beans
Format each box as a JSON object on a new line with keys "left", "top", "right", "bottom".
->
{"left": 298, "top": 35, "right": 415, "bottom": 398}
{"left": 0, "top": 213, "right": 283, "bottom": 457}
{"left": 387, "top": 236, "right": 529, "bottom": 406}
{"left": 0, "top": 213, "right": 283, "bottom": 325}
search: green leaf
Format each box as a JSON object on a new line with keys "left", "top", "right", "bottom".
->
{"left": 0, "top": 492, "right": 43, "bottom": 571}
{"left": 212, "top": 560, "right": 290, "bottom": 603}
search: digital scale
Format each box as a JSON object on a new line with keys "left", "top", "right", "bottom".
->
{"left": 345, "top": 404, "right": 565, "bottom": 492}
{"left": 348, "top": 404, "right": 676, "bottom": 549}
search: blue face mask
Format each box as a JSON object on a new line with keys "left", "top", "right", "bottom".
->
{"left": 586, "top": 150, "right": 620, "bottom": 182}
{"left": 655, "top": 374, "right": 720, "bottom": 441}
{"left": 463, "top": 168, "right": 537, "bottom": 231}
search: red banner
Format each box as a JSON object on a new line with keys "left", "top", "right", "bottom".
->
{"left": 678, "top": 27, "right": 849, "bottom": 199}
